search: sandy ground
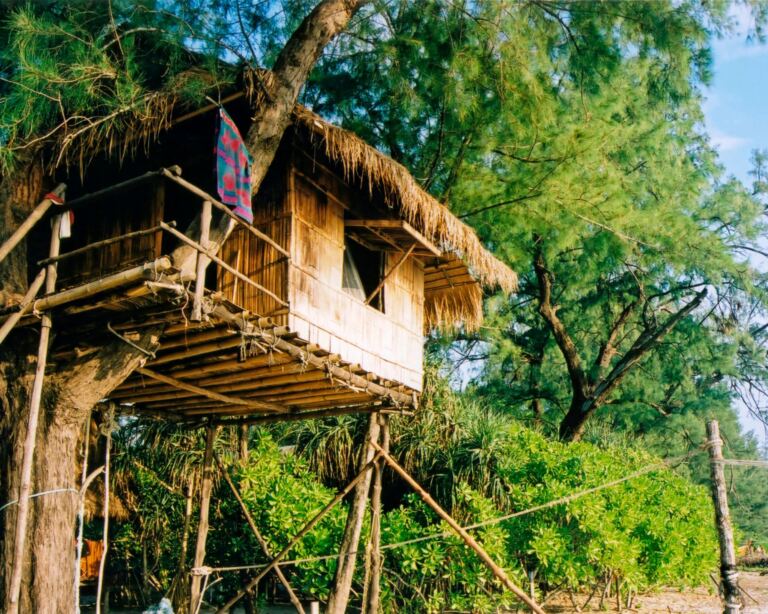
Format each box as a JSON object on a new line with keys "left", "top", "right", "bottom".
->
{"left": 85, "top": 571, "right": 768, "bottom": 612}
{"left": 543, "top": 571, "right": 768, "bottom": 613}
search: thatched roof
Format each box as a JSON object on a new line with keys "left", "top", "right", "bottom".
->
{"left": 292, "top": 107, "right": 517, "bottom": 296}
{"left": 41, "top": 69, "right": 515, "bottom": 330}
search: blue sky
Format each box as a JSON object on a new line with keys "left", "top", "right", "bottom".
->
{"left": 705, "top": 7, "right": 768, "bottom": 185}
{"left": 704, "top": 6, "right": 768, "bottom": 447}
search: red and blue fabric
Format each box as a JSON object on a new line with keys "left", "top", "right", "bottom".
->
{"left": 216, "top": 109, "right": 253, "bottom": 224}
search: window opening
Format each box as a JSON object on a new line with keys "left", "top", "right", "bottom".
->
{"left": 343, "top": 239, "right": 385, "bottom": 312}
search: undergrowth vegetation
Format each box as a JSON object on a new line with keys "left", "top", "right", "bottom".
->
{"left": 109, "top": 373, "right": 717, "bottom": 611}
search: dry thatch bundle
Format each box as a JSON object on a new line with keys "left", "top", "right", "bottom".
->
{"left": 293, "top": 106, "right": 518, "bottom": 295}
{"left": 292, "top": 106, "right": 517, "bottom": 330}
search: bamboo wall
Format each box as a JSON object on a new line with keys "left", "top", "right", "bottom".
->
{"left": 218, "top": 166, "right": 291, "bottom": 325}
{"left": 57, "top": 182, "right": 164, "bottom": 288}
{"left": 287, "top": 168, "right": 424, "bottom": 391}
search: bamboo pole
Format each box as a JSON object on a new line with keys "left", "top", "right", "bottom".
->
{"left": 364, "top": 414, "right": 389, "bottom": 614}
{"left": 327, "top": 414, "right": 381, "bottom": 614}
{"left": 371, "top": 442, "right": 547, "bottom": 614}
{"left": 0, "top": 269, "right": 46, "bottom": 345}
{"left": 160, "top": 169, "right": 290, "bottom": 259}
{"left": 136, "top": 367, "right": 286, "bottom": 413}
{"left": 214, "top": 452, "right": 306, "bottom": 614}
{"left": 208, "top": 305, "right": 414, "bottom": 406}
{"left": 160, "top": 222, "right": 288, "bottom": 307}
{"left": 192, "top": 201, "right": 212, "bottom": 322}
{"left": 96, "top": 413, "right": 113, "bottom": 614}
{"left": 209, "top": 405, "right": 408, "bottom": 428}
{"left": 365, "top": 243, "right": 416, "bottom": 306}
{"left": 32, "top": 256, "right": 173, "bottom": 313}
{"left": 190, "top": 425, "right": 219, "bottom": 613}
{"left": 37, "top": 223, "right": 175, "bottom": 266}
{"left": 8, "top": 213, "right": 62, "bottom": 614}
{"left": 74, "top": 414, "right": 91, "bottom": 613}
{"left": 215, "top": 454, "right": 382, "bottom": 614}
{"left": 66, "top": 168, "right": 178, "bottom": 209}
{"left": 706, "top": 420, "right": 742, "bottom": 614}
{"left": 0, "top": 184, "right": 66, "bottom": 265}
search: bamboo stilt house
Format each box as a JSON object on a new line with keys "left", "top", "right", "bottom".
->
{"left": 9, "top": 95, "right": 516, "bottom": 424}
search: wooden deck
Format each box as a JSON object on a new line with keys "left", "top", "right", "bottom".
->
{"left": 0, "top": 167, "right": 420, "bottom": 425}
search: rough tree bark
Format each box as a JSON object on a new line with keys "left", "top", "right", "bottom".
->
{"left": 532, "top": 243, "right": 707, "bottom": 442}
{"left": 0, "top": 325, "right": 162, "bottom": 613}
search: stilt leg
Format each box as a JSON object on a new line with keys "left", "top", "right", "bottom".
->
{"left": 363, "top": 414, "right": 389, "bottom": 614}
{"left": 326, "top": 413, "right": 381, "bottom": 614}
{"left": 216, "top": 454, "right": 382, "bottom": 614}
{"left": 8, "top": 213, "right": 62, "bottom": 614}
{"left": 190, "top": 425, "right": 218, "bottom": 612}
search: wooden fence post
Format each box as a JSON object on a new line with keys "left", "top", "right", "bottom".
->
{"left": 706, "top": 420, "right": 742, "bottom": 614}
{"left": 190, "top": 425, "right": 218, "bottom": 612}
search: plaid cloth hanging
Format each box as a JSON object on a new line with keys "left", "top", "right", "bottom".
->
{"left": 216, "top": 108, "right": 253, "bottom": 223}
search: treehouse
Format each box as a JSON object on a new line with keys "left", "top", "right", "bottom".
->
{"left": 12, "top": 97, "right": 516, "bottom": 424}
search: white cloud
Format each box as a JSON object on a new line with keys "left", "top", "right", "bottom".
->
{"left": 709, "top": 128, "right": 749, "bottom": 152}
{"left": 713, "top": 39, "right": 768, "bottom": 63}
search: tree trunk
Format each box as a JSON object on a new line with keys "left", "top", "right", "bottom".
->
{"left": 245, "top": 0, "right": 369, "bottom": 189}
{"left": 0, "top": 158, "right": 47, "bottom": 304}
{"left": 0, "top": 327, "right": 162, "bottom": 613}
{"left": 326, "top": 414, "right": 380, "bottom": 614}
{"left": 558, "top": 398, "right": 593, "bottom": 442}
{"left": 239, "top": 424, "right": 250, "bottom": 463}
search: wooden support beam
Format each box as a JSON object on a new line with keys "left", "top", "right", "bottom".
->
{"left": 372, "top": 442, "right": 547, "bottom": 614}
{"left": 327, "top": 414, "right": 381, "bottom": 614}
{"left": 210, "top": 405, "right": 401, "bottom": 427}
{"left": 8, "top": 213, "right": 62, "bottom": 614}
{"left": 161, "top": 222, "right": 288, "bottom": 307}
{"left": 160, "top": 169, "right": 290, "bottom": 259}
{"left": 0, "top": 183, "right": 66, "bottom": 265}
{"left": 156, "top": 352, "right": 292, "bottom": 380}
{"left": 214, "top": 452, "right": 306, "bottom": 614}
{"left": 115, "top": 355, "right": 300, "bottom": 394}
{"left": 192, "top": 201, "right": 212, "bottom": 322}
{"left": 215, "top": 454, "right": 383, "bottom": 614}
{"left": 209, "top": 305, "right": 414, "bottom": 407}
{"left": 149, "top": 337, "right": 244, "bottom": 366}
{"left": 32, "top": 257, "right": 173, "bottom": 313}
{"left": 66, "top": 168, "right": 176, "bottom": 209}
{"left": 136, "top": 367, "right": 286, "bottom": 413}
{"left": 345, "top": 219, "right": 442, "bottom": 257}
{"left": 115, "top": 370, "right": 329, "bottom": 405}
{"left": 190, "top": 425, "right": 218, "bottom": 613}
{"left": 155, "top": 326, "right": 228, "bottom": 351}
{"left": 706, "top": 420, "right": 742, "bottom": 614}
{"left": 0, "top": 269, "right": 46, "bottom": 345}
{"left": 365, "top": 243, "right": 416, "bottom": 305}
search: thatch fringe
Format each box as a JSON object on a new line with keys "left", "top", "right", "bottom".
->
{"left": 424, "top": 284, "right": 484, "bottom": 333}
{"left": 292, "top": 107, "right": 518, "bottom": 295}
